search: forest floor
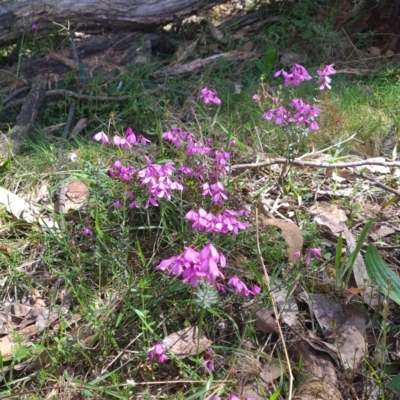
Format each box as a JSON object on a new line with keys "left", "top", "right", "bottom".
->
{"left": 1, "top": 1, "right": 400, "bottom": 399}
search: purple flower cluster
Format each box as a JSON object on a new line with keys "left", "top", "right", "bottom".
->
{"left": 157, "top": 243, "right": 226, "bottom": 288}
{"left": 137, "top": 157, "right": 183, "bottom": 207}
{"left": 185, "top": 208, "right": 250, "bottom": 234}
{"left": 274, "top": 64, "right": 312, "bottom": 87}
{"left": 228, "top": 276, "right": 260, "bottom": 296}
{"left": 262, "top": 98, "right": 321, "bottom": 130}
{"left": 199, "top": 87, "right": 221, "bottom": 106}
{"left": 93, "top": 127, "right": 150, "bottom": 149}
{"left": 317, "top": 63, "right": 336, "bottom": 90}
{"left": 148, "top": 342, "right": 168, "bottom": 363}
{"left": 261, "top": 63, "right": 336, "bottom": 131}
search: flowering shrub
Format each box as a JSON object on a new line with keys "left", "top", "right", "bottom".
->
{"left": 92, "top": 80, "right": 326, "bottom": 386}
{"left": 259, "top": 63, "right": 336, "bottom": 133}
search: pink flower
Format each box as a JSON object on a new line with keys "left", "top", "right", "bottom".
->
{"left": 305, "top": 248, "right": 322, "bottom": 266}
{"left": 157, "top": 243, "right": 226, "bottom": 288}
{"left": 203, "top": 359, "right": 214, "bottom": 372}
{"left": 148, "top": 342, "right": 168, "bottom": 363}
{"left": 199, "top": 87, "right": 221, "bottom": 106}
{"left": 251, "top": 284, "right": 261, "bottom": 295}
{"left": 252, "top": 94, "right": 260, "bottom": 103}
{"left": 31, "top": 23, "right": 38, "bottom": 31}
{"left": 227, "top": 395, "right": 241, "bottom": 400}
{"left": 93, "top": 130, "right": 110, "bottom": 145}
{"left": 274, "top": 64, "right": 312, "bottom": 87}
{"left": 80, "top": 227, "right": 92, "bottom": 236}
{"left": 69, "top": 152, "right": 78, "bottom": 162}
{"left": 228, "top": 276, "right": 251, "bottom": 296}
{"left": 317, "top": 64, "right": 336, "bottom": 90}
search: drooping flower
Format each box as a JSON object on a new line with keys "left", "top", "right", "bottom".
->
{"left": 304, "top": 248, "right": 322, "bottom": 266}
{"left": 93, "top": 130, "right": 110, "bottom": 145}
{"left": 199, "top": 87, "right": 221, "bottom": 106}
{"left": 80, "top": 227, "right": 92, "bottom": 236}
{"left": 203, "top": 359, "right": 215, "bottom": 372}
{"left": 274, "top": 64, "right": 312, "bottom": 87}
{"left": 316, "top": 64, "right": 336, "bottom": 90}
{"left": 69, "top": 152, "right": 78, "bottom": 162}
{"left": 228, "top": 276, "right": 251, "bottom": 296}
{"left": 148, "top": 342, "right": 168, "bottom": 363}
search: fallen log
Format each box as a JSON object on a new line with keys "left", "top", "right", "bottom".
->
{"left": 0, "top": 0, "right": 226, "bottom": 46}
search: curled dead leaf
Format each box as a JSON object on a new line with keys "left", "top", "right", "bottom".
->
{"left": 162, "top": 325, "right": 211, "bottom": 359}
{"left": 263, "top": 218, "right": 303, "bottom": 261}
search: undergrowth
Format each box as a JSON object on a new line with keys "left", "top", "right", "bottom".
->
{"left": 1, "top": 2, "right": 400, "bottom": 399}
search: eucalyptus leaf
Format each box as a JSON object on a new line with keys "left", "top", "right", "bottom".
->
{"left": 365, "top": 244, "right": 400, "bottom": 305}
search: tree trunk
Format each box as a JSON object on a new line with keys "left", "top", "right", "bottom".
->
{"left": 0, "top": 0, "right": 226, "bottom": 46}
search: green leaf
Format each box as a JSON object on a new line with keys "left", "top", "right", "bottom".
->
{"left": 255, "top": 60, "right": 267, "bottom": 76}
{"left": 387, "top": 372, "right": 400, "bottom": 393}
{"left": 263, "top": 47, "right": 277, "bottom": 77}
{"left": 365, "top": 244, "right": 400, "bottom": 305}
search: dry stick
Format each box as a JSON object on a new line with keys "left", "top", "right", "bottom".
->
{"left": 354, "top": 171, "right": 400, "bottom": 197}
{"left": 3, "top": 90, "right": 132, "bottom": 109}
{"left": 255, "top": 204, "right": 294, "bottom": 400}
{"left": 57, "top": 99, "right": 76, "bottom": 228}
{"left": 3, "top": 86, "right": 190, "bottom": 110}
{"left": 231, "top": 158, "right": 400, "bottom": 171}
{"left": 296, "top": 129, "right": 361, "bottom": 160}
{"left": 342, "top": 28, "right": 369, "bottom": 70}
{"left": 0, "top": 74, "right": 47, "bottom": 158}
{"left": 2, "top": 85, "right": 31, "bottom": 105}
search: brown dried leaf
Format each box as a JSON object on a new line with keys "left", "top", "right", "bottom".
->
{"left": 290, "top": 340, "right": 341, "bottom": 400}
{"left": 272, "top": 287, "right": 298, "bottom": 327}
{"left": 311, "top": 294, "right": 366, "bottom": 369}
{"left": 208, "top": 22, "right": 224, "bottom": 42}
{"left": 310, "top": 202, "right": 347, "bottom": 222}
{"left": 162, "top": 326, "right": 211, "bottom": 359}
{"left": 258, "top": 362, "right": 281, "bottom": 384}
{"left": 63, "top": 179, "right": 89, "bottom": 212}
{"left": 253, "top": 306, "right": 278, "bottom": 334}
{"left": 241, "top": 383, "right": 265, "bottom": 400}
{"left": 0, "top": 325, "right": 38, "bottom": 359}
{"left": 239, "top": 40, "right": 254, "bottom": 52}
{"left": 0, "top": 245, "right": 11, "bottom": 256}
{"left": 69, "top": 118, "right": 88, "bottom": 138}
{"left": 263, "top": 218, "right": 303, "bottom": 261}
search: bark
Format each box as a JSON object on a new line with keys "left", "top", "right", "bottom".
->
{"left": 0, "top": 0, "right": 226, "bottom": 46}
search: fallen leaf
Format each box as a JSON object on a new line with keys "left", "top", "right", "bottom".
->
{"left": 272, "top": 286, "right": 298, "bottom": 328}
{"left": 337, "top": 324, "right": 366, "bottom": 369}
{"left": 208, "top": 22, "right": 224, "bottom": 41}
{"left": 310, "top": 202, "right": 347, "bottom": 222}
{"left": 263, "top": 218, "right": 303, "bottom": 261}
{"left": 258, "top": 362, "right": 281, "bottom": 384}
{"left": 310, "top": 294, "right": 366, "bottom": 369}
{"left": 239, "top": 40, "right": 254, "bottom": 52}
{"left": 253, "top": 306, "right": 278, "bottom": 334}
{"left": 0, "top": 187, "right": 39, "bottom": 224}
{"left": 69, "top": 118, "right": 87, "bottom": 138}
{"left": 162, "top": 326, "right": 211, "bottom": 359}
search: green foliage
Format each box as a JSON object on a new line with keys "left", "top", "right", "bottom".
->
{"left": 365, "top": 244, "right": 400, "bottom": 306}
{"left": 254, "top": 47, "right": 278, "bottom": 79}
